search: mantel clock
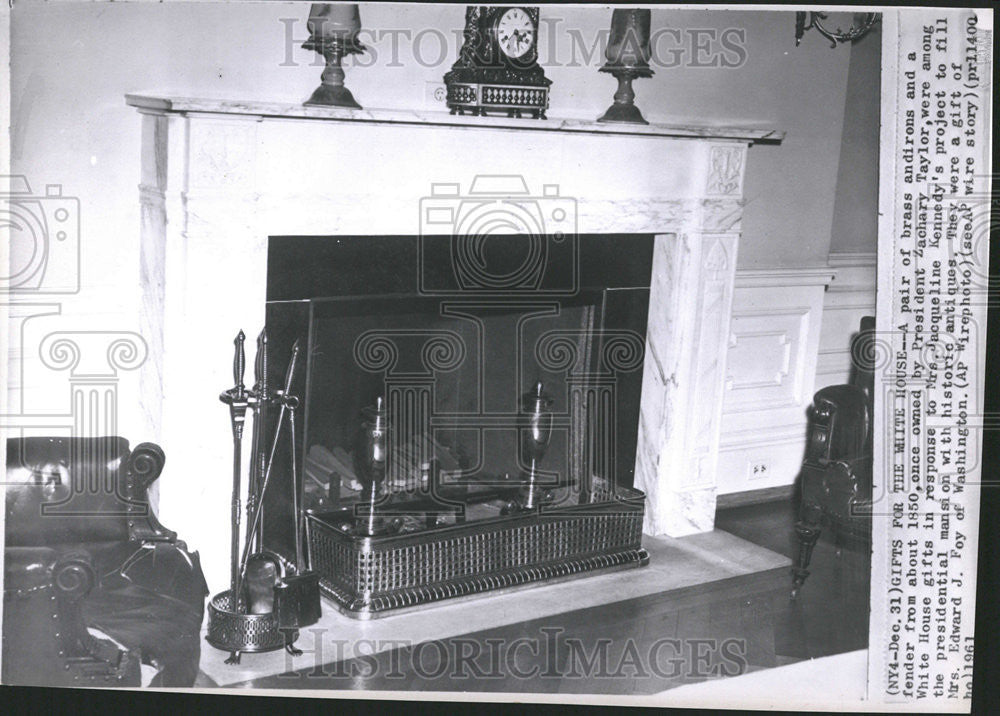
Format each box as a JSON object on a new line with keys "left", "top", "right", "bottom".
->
{"left": 444, "top": 6, "right": 552, "bottom": 119}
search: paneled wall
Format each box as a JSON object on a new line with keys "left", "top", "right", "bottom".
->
{"left": 716, "top": 254, "right": 877, "bottom": 498}
{"left": 716, "top": 268, "right": 832, "bottom": 496}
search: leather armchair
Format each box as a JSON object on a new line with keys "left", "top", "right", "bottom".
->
{"left": 791, "top": 317, "right": 874, "bottom": 598}
{"left": 3, "top": 437, "right": 208, "bottom": 686}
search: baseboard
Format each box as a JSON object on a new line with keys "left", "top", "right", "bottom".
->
{"left": 717, "top": 484, "right": 796, "bottom": 510}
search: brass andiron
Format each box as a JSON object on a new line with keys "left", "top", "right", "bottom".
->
{"left": 303, "top": 4, "right": 366, "bottom": 108}
{"left": 352, "top": 396, "right": 393, "bottom": 535}
{"left": 512, "top": 381, "right": 554, "bottom": 512}
{"left": 597, "top": 9, "right": 654, "bottom": 125}
{"left": 302, "top": 380, "right": 651, "bottom": 618}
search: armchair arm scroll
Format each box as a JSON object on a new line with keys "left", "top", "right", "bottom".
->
{"left": 124, "top": 442, "right": 177, "bottom": 544}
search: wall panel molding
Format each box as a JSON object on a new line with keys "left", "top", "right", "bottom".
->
{"left": 725, "top": 307, "right": 808, "bottom": 413}
{"left": 828, "top": 251, "right": 877, "bottom": 267}
{"left": 735, "top": 267, "right": 835, "bottom": 288}
{"left": 717, "top": 267, "right": 830, "bottom": 495}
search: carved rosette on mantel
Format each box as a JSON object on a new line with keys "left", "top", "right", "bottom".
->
{"left": 124, "top": 94, "right": 780, "bottom": 588}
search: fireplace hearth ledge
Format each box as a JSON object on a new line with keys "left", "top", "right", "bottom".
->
{"left": 127, "top": 93, "right": 783, "bottom": 593}
{"left": 201, "top": 529, "right": 791, "bottom": 687}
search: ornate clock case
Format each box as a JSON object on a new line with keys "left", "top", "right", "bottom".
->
{"left": 444, "top": 6, "right": 552, "bottom": 119}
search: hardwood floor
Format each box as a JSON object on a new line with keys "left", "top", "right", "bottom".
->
{"left": 715, "top": 498, "right": 871, "bottom": 663}
{"left": 229, "top": 496, "right": 870, "bottom": 693}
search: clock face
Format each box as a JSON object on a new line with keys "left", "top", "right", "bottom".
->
{"left": 496, "top": 8, "right": 535, "bottom": 59}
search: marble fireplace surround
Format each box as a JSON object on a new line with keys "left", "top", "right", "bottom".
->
{"left": 127, "top": 95, "right": 783, "bottom": 590}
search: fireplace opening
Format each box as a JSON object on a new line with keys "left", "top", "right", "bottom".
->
{"left": 262, "top": 235, "right": 653, "bottom": 566}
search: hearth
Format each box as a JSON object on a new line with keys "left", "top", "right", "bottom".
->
{"left": 260, "top": 234, "right": 653, "bottom": 616}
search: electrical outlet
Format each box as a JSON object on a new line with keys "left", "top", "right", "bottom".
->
{"left": 425, "top": 82, "right": 447, "bottom": 108}
{"left": 747, "top": 459, "right": 771, "bottom": 480}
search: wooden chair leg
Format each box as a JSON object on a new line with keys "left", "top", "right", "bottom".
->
{"left": 791, "top": 503, "right": 822, "bottom": 599}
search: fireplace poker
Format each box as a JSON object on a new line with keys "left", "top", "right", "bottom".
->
{"left": 219, "top": 330, "right": 250, "bottom": 662}
{"left": 272, "top": 357, "right": 321, "bottom": 636}
{"left": 289, "top": 400, "right": 303, "bottom": 570}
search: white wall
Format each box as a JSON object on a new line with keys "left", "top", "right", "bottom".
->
{"left": 9, "top": 4, "right": 853, "bottom": 292}
{"left": 830, "top": 23, "right": 881, "bottom": 256}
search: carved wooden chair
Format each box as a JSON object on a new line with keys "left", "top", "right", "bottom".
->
{"left": 791, "top": 316, "right": 874, "bottom": 598}
{"left": 3, "top": 437, "right": 208, "bottom": 686}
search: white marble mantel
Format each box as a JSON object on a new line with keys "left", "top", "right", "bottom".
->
{"left": 127, "top": 94, "right": 783, "bottom": 592}
{"left": 126, "top": 94, "right": 782, "bottom": 143}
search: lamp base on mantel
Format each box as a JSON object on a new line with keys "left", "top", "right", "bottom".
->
{"left": 598, "top": 101, "right": 648, "bottom": 125}
{"left": 597, "top": 65, "right": 653, "bottom": 125}
{"left": 305, "top": 83, "right": 361, "bottom": 109}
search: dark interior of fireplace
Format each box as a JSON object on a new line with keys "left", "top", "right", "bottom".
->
{"left": 262, "top": 234, "right": 653, "bottom": 561}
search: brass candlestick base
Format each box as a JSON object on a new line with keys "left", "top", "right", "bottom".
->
{"left": 597, "top": 65, "right": 654, "bottom": 125}
{"left": 303, "top": 36, "right": 365, "bottom": 109}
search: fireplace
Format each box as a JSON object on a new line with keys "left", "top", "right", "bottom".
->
{"left": 259, "top": 234, "right": 653, "bottom": 612}
{"left": 127, "top": 94, "right": 781, "bottom": 592}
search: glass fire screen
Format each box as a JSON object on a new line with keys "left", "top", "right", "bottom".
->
{"left": 262, "top": 235, "right": 652, "bottom": 563}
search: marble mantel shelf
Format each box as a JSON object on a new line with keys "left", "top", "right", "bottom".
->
{"left": 125, "top": 93, "right": 784, "bottom": 144}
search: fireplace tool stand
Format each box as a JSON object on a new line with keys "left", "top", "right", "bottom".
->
{"left": 208, "top": 335, "right": 320, "bottom": 664}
